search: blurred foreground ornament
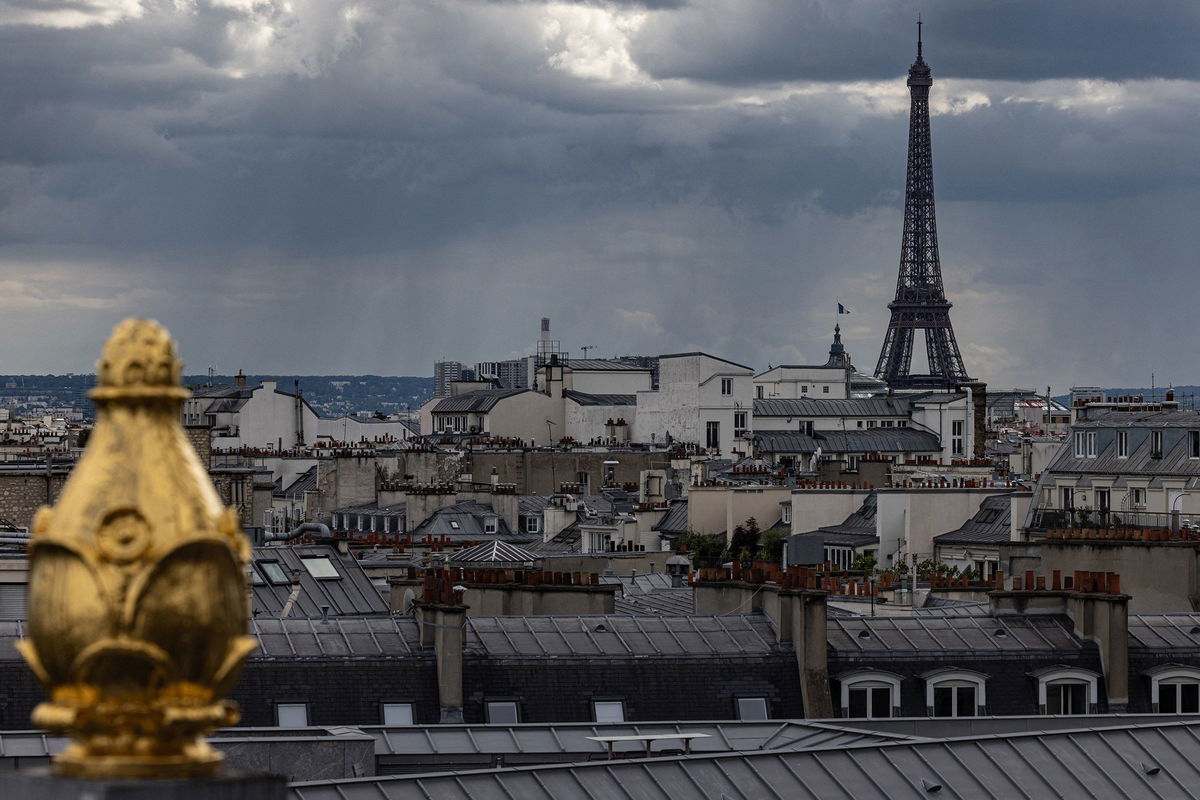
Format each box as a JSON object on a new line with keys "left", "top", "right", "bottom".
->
{"left": 16, "top": 318, "right": 256, "bottom": 778}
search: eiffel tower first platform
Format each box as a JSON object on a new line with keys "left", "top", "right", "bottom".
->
{"left": 874, "top": 23, "right": 972, "bottom": 390}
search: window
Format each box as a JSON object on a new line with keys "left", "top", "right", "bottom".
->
{"left": 1132, "top": 487, "right": 1147, "bottom": 508}
{"left": 801, "top": 385, "right": 808, "bottom": 394}
{"left": 839, "top": 672, "right": 901, "bottom": 718}
{"left": 923, "top": 670, "right": 986, "bottom": 717}
{"left": 781, "top": 504, "right": 791, "bottom": 525}
{"left": 867, "top": 420, "right": 878, "bottom": 429}
{"left": 247, "top": 564, "right": 265, "bottom": 585}
{"left": 382, "top": 703, "right": 414, "bottom": 725}
{"left": 592, "top": 700, "right": 625, "bottom": 723}
{"left": 1152, "top": 430, "right": 1164, "bottom": 458}
{"left": 847, "top": 455, "right": 860, "bottom": 472}
{"left": 856, "top": 420, "right": 864, "bottom": 428}
{"left": 1149, "top": 667, "right": 1200, "bottom": 713}
{"left": 706, "top": 421, "right": 720, "bottom": 450}
{"left": 258, "top": 561, "right": 290, "bottom": 584}
{"left": 526, "top": 516, "right": 541, "bottom": 534}
{"left": 734, "top": 411, "right": 747, "bottom": 438}
{"left": 1074, "top": 432, "right": 1086, "bottom": 459}
{"left": 449, "top": 520, "right": 461, "bottom": 529}
{"left": 822, "top": 385, "right": 830, "bottom": 394}
{"left": 1060, "top": 487, "right": 1074, "bottom": 511}
{"left": 952, "top": 419, "right": 965, "bottom": 456}
{"left": 1086, "top": 432, "right": 1097, "bottom": 458}
{"left": 736, "top": 697, "right": 769, "bottom": 721}
{"left": 486, "top": 701, "right": 519, "bottom": 724}
{"left": 484, "top": 517, "right": 498, "bottom": 534}
{"left": 1035, "top": 668, "right": 1098, "bottom": 715}
{"left": 721, "top": 378, "right": 733, "bottom": 396}
{"left": 1191, "top": 431, "right": 1200, "bottom": 459}
{"left": 276, "top": 703, "right": 309, "bottom": 727}
{"left": 301, "top": 556, "right": 340, "bottom": 579}
{"left": 1116, "top": 430, "right": 1128, "bottom": 459}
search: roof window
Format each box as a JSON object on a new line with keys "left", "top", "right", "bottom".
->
{"left": 302, "top": 556, "right": 340, "bottom": 579}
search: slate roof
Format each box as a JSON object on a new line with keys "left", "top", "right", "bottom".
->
{"left": 798, "top": 493, "right": 878, "bottom": 545}
{"left": 288, "top": 719, "right": 1200, "bottom": 800}
{"left": 827, "top": 613, "right": 1086, "bottom": 656}
{"left": 431, "top": 389, "right": 528, "bottom": 414}
{"left": 562, "top": 390, "right": 637, "bottom": 406}
{"left": 448, "top": 540, "right": 536, "bottom": 565}
{"left": 932, "top": 495, "right": 1012, "bottom": 545}
{"left": 249, "top": 545, "right": 390, "bottom": 618}
{"left": 463, "top": 614, "right": 781, "bottom": 658}
{"left": 652, "top": 500, "right": 688, "bottom": 533}
{"left": 754, "top": 397, "right": 913, "bottom": 418}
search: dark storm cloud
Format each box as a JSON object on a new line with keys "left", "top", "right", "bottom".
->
{"left": 633, "top": 0, "right": 1200, "bottom": 84}
{"left": 0, "top": 0, "right": 1195, "bottom": 392}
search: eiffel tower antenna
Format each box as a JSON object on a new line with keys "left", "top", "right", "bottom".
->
{"left": 874, "top": 23, "right": 971, "bottom": 389}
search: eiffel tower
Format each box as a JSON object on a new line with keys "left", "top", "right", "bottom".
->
{"left": 874, "top": 22, "right": 971, "bottom": 389}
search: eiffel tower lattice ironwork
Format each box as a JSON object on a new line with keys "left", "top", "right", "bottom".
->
{"left": 874, "top": 23, "right": 971, "bottom": 389}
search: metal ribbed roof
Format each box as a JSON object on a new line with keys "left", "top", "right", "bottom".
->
{"left": 652, "top": 500, "right": 689, "bottom": 533}
{"left": 827, "top": 613, "right": 1085, "bottom": 654}
{"left": 816, "top": 428, "right": 941, "bottom": 453}
{"left": 431, "top": 389, "right": 528, "bottom": 413}
{"left": 289, "top": 719, "right": 1200, "bottom": 800}
{"left": 360, "top": 720, "right": 911, "bottom": 757}
{"left": 614, "top": 591, "right": 695, "bottom": 616}
{"left": 464, "top": 614, "right": 781, "bottom": 658}
{"left": 562, "top": 390, "right": 637, "bottom": 406}
{"left": 448, "top": 540, "right": 536, "bottom": 564}
{"left": 562, "top": 359, "right": 648, "bottom": 371}
{"left": 1129, "top": 614, "right": 1200, "bottom": 651}
{"left": 754, "top": 397, "right": 913, "bottom": 418}
{"left": 249, "top": 616, "right": 426, "bottom": 658}
{"left": 932, "top": 495, "right": 1012, "bottom": 544}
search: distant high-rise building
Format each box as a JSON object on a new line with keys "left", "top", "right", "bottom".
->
{"left": 433, "top": 361, "right": 463, "bottom": 397}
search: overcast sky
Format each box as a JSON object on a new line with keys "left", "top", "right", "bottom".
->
{"left": 1, "top": 0, "right": 1197, "bottom": 392}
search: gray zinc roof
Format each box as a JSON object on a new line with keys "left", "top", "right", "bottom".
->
{"left": 359, "top": 720, "right": 912, "bottom": 758}
{"left": 562, "top": 359, "right": 648, "bottom": 371}
{"left": 753, "top": 431, "right": 819, "bottom": 454}
{"left": 562, "top": 389, "right": 637, "bottom": 406}
{"left": 431, "top": 389, "right": 528, "bottom": 414}
{"left": 652, "top": 500, "right": 688, "bottom": 533}
{"left": 464, "top": 613, "right": 781, "bottom": 658}
{"left": 828, "top": 613, "right": 1086, "bottom": 655}
{"left": 754, "top": 397, "right": 913, "bottom": 418}
{"left": 250, "top": 545, "right": 390, "bottom": 618}
{"left": 1129, "top": 614, "right": 1200, "bottom": 651}
{"left": 932, "top": 495, "right": 1012, "bottom": 545}
{"left": 288, "top": 719, "right": 1200, "bottom": 800}
{"left": 249, "top": 616, "right": 425, "bottom": 658}
{"left": 816, "top": 428, "right": 941, "bottom": 454}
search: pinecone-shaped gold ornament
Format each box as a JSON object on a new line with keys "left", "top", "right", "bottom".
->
{"left": 17, "top": 318, "right": 257, "bottom": 777}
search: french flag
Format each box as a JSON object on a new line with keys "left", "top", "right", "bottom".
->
{"left": 838, "top": 303, "right": 853, "bottom": 315}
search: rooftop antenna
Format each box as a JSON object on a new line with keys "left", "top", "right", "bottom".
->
{"left": 580, "top": 346, "right": 595, "bottom": 358}
{"left": 917, "top": 15, "right": 923, "bottom": 59}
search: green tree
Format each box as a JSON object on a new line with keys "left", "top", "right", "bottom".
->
{"left": 851, "top": 552, "right": 877, "bottom": 577}
{"left": 728, "top": 517, "right": 762, "bottom": 558}
{"left": 759, "top": 529, "right": 786, "bottom": 562}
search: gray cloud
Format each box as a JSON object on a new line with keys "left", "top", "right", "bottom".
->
{"left": 0, "top": 0, "right": 1195, "bottom": 395}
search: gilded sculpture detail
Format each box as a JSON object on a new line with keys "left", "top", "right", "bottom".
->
{"left": 17, "top": 318, "right": 257, "bottom": 777}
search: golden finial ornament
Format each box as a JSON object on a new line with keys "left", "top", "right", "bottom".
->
{"left": 17, "top": 318, "right": 257, "bottom": 778}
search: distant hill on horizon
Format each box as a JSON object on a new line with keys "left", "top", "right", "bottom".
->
{"left": 0, "top": 374, "right": 435, "bottom": 419}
